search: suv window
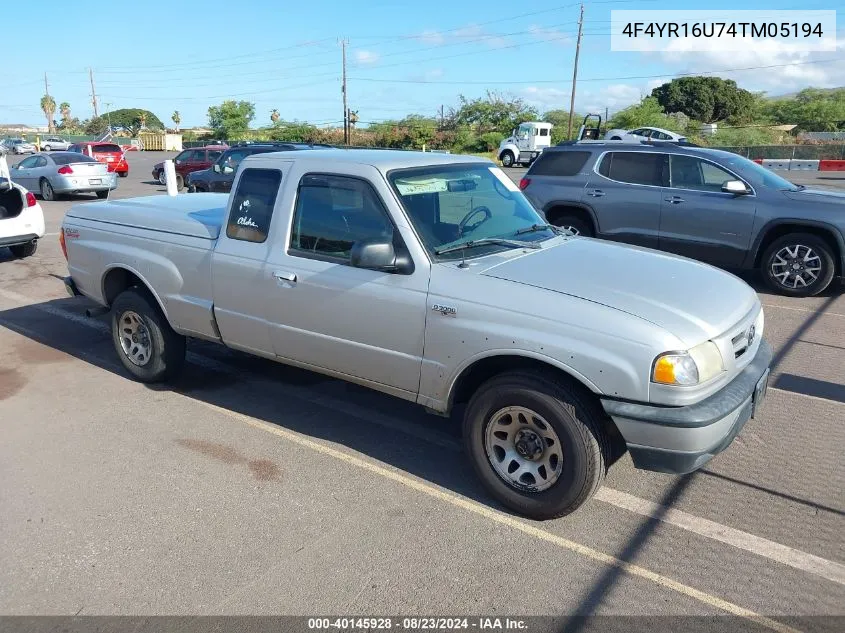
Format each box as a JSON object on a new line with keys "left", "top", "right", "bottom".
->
{"left": 598, "top": 152, "right": 666, "bottom": 187}
{"left": 530, "top": 151, "right": 590, "bottom": 176}
{"left": 207, "top": 150, "right": 223, "bottom": 161}
{"left": 290, "top": 174, "right": 394, "bottom": 262}
{"left": 670, "top": 155, "right": 735, "bottom": 192}
{"left": 175, "top": 150, "right": 192, "bottom": 162}
{"left": 189, "top": 150, "right": 206, "bottom": 161}
{"left": 225, "top": 168, "right": 282, "bottom": 243}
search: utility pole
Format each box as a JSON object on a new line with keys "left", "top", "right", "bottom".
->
{"left": 44, "top": 72, "right": 49, "bottom": 97}
{"left": 439, "top": 104, "right": 444, "bottom": 131}
{"left": 566, "top": 3, "right": 584, "bottom": 140}
{"left": 89, "top": 68, "right": 99, "bottom": 118}
{"left": 340, "top": 39, "right": 348, "bottom": 145}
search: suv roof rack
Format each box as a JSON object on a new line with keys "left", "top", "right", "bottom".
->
{"left": 556, "top": 138, "right": 701, "bottom": 148}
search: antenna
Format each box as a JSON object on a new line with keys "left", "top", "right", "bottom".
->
{"left": 458, "top": 245, "right": 469, "bottom": 269}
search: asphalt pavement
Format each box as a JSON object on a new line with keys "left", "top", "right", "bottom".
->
{"left": 0, "top": 150, "right": 843, "bottom": 628}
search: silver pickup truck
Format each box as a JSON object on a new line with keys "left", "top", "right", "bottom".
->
{"left": 60, "top": 149, "right": 772, "bottom": 519}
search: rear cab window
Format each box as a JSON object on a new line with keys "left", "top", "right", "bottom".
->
{"left": 529, "top": 151, "right": 591, "bottom": 177}
{"left": 226, "top": 168, "right": 283, "bottom": 243}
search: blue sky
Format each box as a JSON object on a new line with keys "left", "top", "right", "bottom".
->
{"left": 3, "top": 0, "right": 842, "bottom": 129}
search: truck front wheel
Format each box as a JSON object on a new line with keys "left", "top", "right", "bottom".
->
{"left": 463, "top": 370, "right": 609, "bottom": 520}
{"left": 111, "top": 287, "right": 186, "bottom": 383}
{"left": 500, "top": 151, "right": 515, "bottom": 168}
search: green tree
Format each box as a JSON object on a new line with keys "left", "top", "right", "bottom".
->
{"left": 85, "top": 108, "right": 164, "bottom": 136}
{"left": 651, "top": 76, "right": 755, "bottom": 124}
{"left": 207, "top": 100, "right": 255, "bottom": 138}
{"left": 760, "top": 88, "right": 845, "bottom": 132}
{"left": 59, "top": 102, "right": 71, "bottom": 127}
{"left": 542, "top": 109, "right": 580, "bottom": 143}
{"left": 451, "top": 91, "right": 539, "bottom": 133}
{"left": 171, "top": 110, "right": 181, "bottom": 132}
{"left": 607, "top": 97, "right": 683, "bottom": 131}
{"left": 40, "top": 95, "right": 56, "bottom": 133}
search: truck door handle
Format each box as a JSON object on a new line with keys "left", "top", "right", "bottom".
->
{"left": 273, "top": 271, "right": 297, "bottom": 283}
{"left": 664, "top": 196, "right": 685, "bottom": 204}
{"left": 586, "top": 189, "right": 605, "bottom": 197}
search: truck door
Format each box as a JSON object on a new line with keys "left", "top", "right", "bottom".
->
{"left": 211, "top": 161, "right": 295, "bottom": 354}
{"left": 263, "top": 167, "right": 429, "bottom": 397}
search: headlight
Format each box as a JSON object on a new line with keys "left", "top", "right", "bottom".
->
{"left": 652, "top": 341, "right": 724, "bottom": 386}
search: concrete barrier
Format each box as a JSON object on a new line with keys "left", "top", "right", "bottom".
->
{"left": 762, "top": 159, "right": 792, "bottom": 170}
{"left": 788, "top": 160, "right": 821, "bottom": 171}
{"left": 819, "top": 160, "right": 845, "bottom": 171}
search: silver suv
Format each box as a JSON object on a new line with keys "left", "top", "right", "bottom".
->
{"left": 519, "top": 141, "right": 845, "bottom": 297}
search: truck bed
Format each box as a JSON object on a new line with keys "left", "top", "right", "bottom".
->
{"left": 64, "top": 193, "right": 227, "bottom": 239}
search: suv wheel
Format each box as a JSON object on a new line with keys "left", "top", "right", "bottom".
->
{"left": 761, "top": 233, "right": 835, "bottom": 297}
{"left": 548, "top": 214, "right": 593, "bottom": 237}
{"left": 158, "top": 171, "right": 166, "bottom": 185}
{"left": 500, "top": 151, "right": 515, "bottom": 168}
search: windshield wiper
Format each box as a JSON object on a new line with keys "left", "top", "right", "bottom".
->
{"left": 514, "top": 223, "right": 563, "bottom": 236}
{"left": 435, "top": 238, "right": 541, "bottom": 256}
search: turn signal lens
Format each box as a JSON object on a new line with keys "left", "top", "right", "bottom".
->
{"left": 518, "top": 178, "right": 531, "bottom": 190}
{"left": 652, "top": 342, "right": 724, "bottom": 386}
{"left": 59, "top": 229, "right": 68, "bottom": 260}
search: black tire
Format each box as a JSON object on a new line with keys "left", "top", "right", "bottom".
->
{"left": 111, "top": 287, "right": 186, "bottom": 383}
{"left": 463, "top": 370, "right": 609, "bottom": 520}
{"left": 610, "top": 136, "right": 622, "bottom": 141}
{"left": 9, "top": 241, "right": 37, "bottom": 258}
{"left": 500, "top": 151, "right": 515, "bottom": 168}
{"left": 96, "top": 190, "right": 109, "bottom": 199}
{"left": 761, "top": 233, "right": 836, "bottom": 297}
{"left": 548, "top": 213, "right": 593, "bottom": 237}
{"left": 40, "top": 178, "right": 55, "bottom": 202}
{"left": 118, "top": 171, "right": 128, "bottom": 178}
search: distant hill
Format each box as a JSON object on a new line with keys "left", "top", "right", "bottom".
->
{"left": 766, "top": 87, "right": 844, "bottom": 100}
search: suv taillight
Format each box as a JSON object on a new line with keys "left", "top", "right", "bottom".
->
{"left": 25, "top": 192, "right": 36, "bottom": 207}
{"left": 57, "top": 165, "right": 73, "bottom": 174}
{"left": 518, "top": 178, "right": 531, "bottom": 190}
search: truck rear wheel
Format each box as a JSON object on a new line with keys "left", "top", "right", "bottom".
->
{"left": 463, "top": 370, "right": 608, "bottom": 520}
{"left": 111, "top": 287, "right": 186, "bottom": 383}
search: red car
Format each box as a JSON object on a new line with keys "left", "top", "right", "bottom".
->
{"left": 152, "top": 145, "right": 227, "bottom": 189}
{"left": 67, "top": 142, "right": 129, "bottom": 177}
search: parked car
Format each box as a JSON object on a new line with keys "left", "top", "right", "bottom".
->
{"left": 41, "top": 137, "right": 72, "bottom": 151}
{"left": 60, "top": 149, "right": 771, "bottom": 520}
{"left": 604, "top": 127, "right": 686, "bottom": 143}
{"left": 0, "top": 178, "right": 45, "bottom": 258}
{"left": 4, "top": 138, "right": 36, "bottom": 154}
{"left": 67, "top": 142, "right": 129, "bottom": 177}
{"left": 519, "top": 141, "right": 845, "bottom": 297}
{"left": 152, "top": 145, "right": 227, "bottom": 189}
{"left": 10, "top": 152, "right": 117, "bottom": 200}
{"left": 186, "top": 142, "right": 329, "bottom": 194}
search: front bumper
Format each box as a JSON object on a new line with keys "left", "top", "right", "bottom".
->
{"left": 601, "top": 339, "right": 773, "bottom": 474}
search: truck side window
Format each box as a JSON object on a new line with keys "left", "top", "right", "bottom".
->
{"left": 290, "top": 174, "right": 394, "bottom": 262}
{"left": 225, "top": 168, "right": 282, "bottom": 243}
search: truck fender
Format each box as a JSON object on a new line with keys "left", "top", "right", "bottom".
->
{"left": 498, "top": 142, "right": 519, "bottom": 160}
{"left": 101, "top": 260, "right": 181, "bottom": 324}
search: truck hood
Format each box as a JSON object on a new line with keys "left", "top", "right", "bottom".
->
{"left": 480, "top": 238, "right": 758, "bottom": 346}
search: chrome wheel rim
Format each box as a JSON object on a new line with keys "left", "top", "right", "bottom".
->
{"left": 118, "top": 311, "right": 152, "bottom": 366}
{"left": 771, "top": 244, "right": 822, "bottom": 289}
{"left": 484, "top": 406, "right": 564, "bottom": 492}
{"left": 41, "top": 180, "right": 53, "bottom": 200}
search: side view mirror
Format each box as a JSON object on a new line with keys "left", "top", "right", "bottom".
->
{"left": 350, "top": 237, "right": 413, "bottom": 274}
{"left": 212, "top": 164, "right": 221, "bottom": 173}
{"left": 222, "top": 165, "right": 235, "bottom": 175}
{"left": 722, "top": 180, "right": 750, "bottom": 195}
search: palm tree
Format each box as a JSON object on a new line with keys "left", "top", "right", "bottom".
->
{"left": 270, "top": 109, "right": 280, "bottom": 123}
{"left": 171, "top": 110, "right": 181, "bottom": 132}
{"left": 40, "top": 95, "right": 56, "bottom": 133}
{"left": 59, "top": 102, "right": 71, "bottom": 126}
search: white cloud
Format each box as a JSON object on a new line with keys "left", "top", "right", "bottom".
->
{"left": 354, "top": 50, "right": 379, "bottom": 65}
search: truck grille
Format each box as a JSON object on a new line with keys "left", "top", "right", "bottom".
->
{"left": 732, "top": 330, "right": 750, "bottom": 359}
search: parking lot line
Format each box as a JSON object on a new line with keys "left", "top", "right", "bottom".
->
{"left": 196, "top": 400, "right": 799, "bottom": 633}
{"left": 595, "top": 488, "right": 845, "bottom": 586}
{"left": 0, "top": 286, "right": 842, "bottom": 595}
{"left": 762, "top": 303, "right": 845, "bottom": 319}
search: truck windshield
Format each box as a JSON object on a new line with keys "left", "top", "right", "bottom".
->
{"left": 388, "top": 163, "right": 557, "bottom": 260}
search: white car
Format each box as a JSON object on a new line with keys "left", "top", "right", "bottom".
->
{"left": 604, "top": 126, "right": 686, "bottom": 143}
{"left": 0, "top": 179, "right": 46, "bottom": 258}
{"left": 41, "top": 137, "right": 71, "bottom": 151}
